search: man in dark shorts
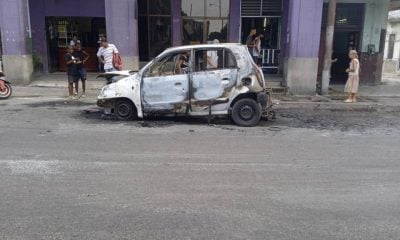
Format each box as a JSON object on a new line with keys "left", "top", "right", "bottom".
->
{"left": 73, "top": 43, "right": 90, "bottom": 98}
{"left": 64, "top": 46, "right": 78, "bottom": 99}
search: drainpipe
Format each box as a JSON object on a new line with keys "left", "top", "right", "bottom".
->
{"left": 321, "top": 0, "right": 337, "bottom": 95}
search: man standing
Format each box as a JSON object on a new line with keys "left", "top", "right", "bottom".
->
{"left": 64, "top": 46, "right": 78, "bottom": 99}
{"left": 246, "top": 28, "right": 257, "bottom": 55}
{"left": 73, "top": 43, "right": 89, "bottom": 97}
{"left": 97, "top": 37, "right": 119, "bottom": 83}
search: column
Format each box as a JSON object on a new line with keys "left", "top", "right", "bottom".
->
{"left": 228, "top": 0, "right": 240, "bottom": 43}
{"left": 283, "top": 0, "right": 323, "bottom": 94}
{"left": 29, "top": 0, "right": 48, "bottom": 73}
{"left": 104, "top": 0, "right": 139, "bottom": 70}
{"left": 0, "top": 0, "right": 33, "bottom": 84}
{"left": 172, "top": 0, "right": 181, "bottom": 46}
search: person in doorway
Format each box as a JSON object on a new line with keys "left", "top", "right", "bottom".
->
{"left": 252, "top": 33, "right": 264, "bottom": 65}
{"left": 246, "top": 27, "right": 257, "bottom": 54}
{"left": 70, "top": 34, "right": 81, "bottom": 47}
{"left": 344, "top": 50, "right": 360, "bottom": 103}
{"left": 207, "top": 39, "right": 219, "bottom": 69}
{"left": 64, "top": 46, "right": 78, "bottom": 99}
{"left": 73, "top": 43, "right": 89, "bottom": 98}
{"left": 97, "top": 37, "right": 120, "bottom": 83}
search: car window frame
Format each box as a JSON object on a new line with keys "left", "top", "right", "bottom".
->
{"left": 192, "top": 47, "right": 238, "bottom": 73}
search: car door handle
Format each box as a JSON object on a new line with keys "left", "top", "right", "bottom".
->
{"left": 222, "top": 78, "right": 229, "bottom": 80}
{"left": 175, "top": 82, "right": 182, "bottom": 86}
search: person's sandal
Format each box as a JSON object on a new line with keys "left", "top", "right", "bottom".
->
{"left": 344, "top": 99, "right": 352, "bottom": 103}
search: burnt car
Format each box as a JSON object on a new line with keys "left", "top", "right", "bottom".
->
{"left": 97, "top": 43, "right": 273, "bottom": 127}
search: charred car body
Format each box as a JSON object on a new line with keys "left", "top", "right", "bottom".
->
{"left": 97, "top": 43, "right": 273, "bottom": 127}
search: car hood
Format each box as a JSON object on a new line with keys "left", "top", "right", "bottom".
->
{"left": 98, "top": 73, "right": 141, "bottom": 99}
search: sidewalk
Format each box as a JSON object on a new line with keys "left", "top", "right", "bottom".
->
{"left": 10, "top": 72, "right": 400, "bottom": 111}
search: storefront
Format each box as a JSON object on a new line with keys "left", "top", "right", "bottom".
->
{"left": 138, "top": 0, "right": 172, "bottom": 61}
{"left": 138, "top": 0, "right": 231, "bottom": 62}
{"left": 28, "top": 0, "right": 106, "bottom": 73}
{"left": 181, "top": 0, "right": 230, "bottom": 45}
{"left": 45, "top": 17, "right": 106, "bottom": 72}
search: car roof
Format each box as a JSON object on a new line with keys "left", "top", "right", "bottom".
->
{"left": 165, "top": 43, "right": 245, "bottom": 52}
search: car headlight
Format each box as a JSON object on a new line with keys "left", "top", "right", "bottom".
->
{"left": 99, "top": 85, "right": 110, "bottom": 98}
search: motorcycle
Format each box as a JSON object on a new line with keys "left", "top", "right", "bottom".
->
{"left": 0, "top": 73, "right": 12, "bottom": 99}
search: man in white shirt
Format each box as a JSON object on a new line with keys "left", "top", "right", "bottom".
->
{"left": 97, "top": 37, "right": 119, "bottom": 73}
{"left": 207, "top": 39, "right": 219, "bottom": 69}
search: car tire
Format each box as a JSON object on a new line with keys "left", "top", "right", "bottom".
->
{"left": 231, "top": 98, "right": 261, "bottom": 127}
{"left": 114, "top": 99, "right": 137, "bottom": 121}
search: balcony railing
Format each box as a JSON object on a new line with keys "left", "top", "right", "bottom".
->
{"left": 261, "top": 49, "right": 280, "bottom": 74}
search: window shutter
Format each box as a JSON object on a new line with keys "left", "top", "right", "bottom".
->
{"left": 241, "top": 0, "right": 282, "bottom": 17}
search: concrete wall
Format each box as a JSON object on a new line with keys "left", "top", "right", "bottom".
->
{"left": 0, "top": 0, "right": 33, "bottom": 84}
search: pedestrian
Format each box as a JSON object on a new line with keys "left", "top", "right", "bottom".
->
{"left": 70, "top": 34, "right": 81, "bottom": 47}
{"left": 344, "top": 50, "right": 360, "bottom": 103}
{"left": 207, "top": 39, "right": 219, "bottom": 69}
{"left": 252, "top": 33, "right": 264, "bottom": 65}
{"left": 246, "top": 27, "right": 257, "bottom": 55}
{"left": 73, "top": 43, "right": 89, "bottom": 98}
{"left": 64, "top": 46, "right": 78, "bottom": 99}
{"left": 97, "top": 37, "right": 120, "bottom": 83}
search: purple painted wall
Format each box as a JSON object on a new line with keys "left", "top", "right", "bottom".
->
{"left": 0, "top": 0, "right": 31, "bottom": 55}
{"left": 229, "top": 0, "right": 240, "bottom": 43}
{"left": 285, "top": 0, "right": 323, "bottom": 58}
{"left": 172, "top": 0, "right": 181, "bottom": 46}
{"left": 43, "top": 0, "right": 105, "bottom": 17}
{"left": 104, "top": 0, "right": 138, "bottom": 57}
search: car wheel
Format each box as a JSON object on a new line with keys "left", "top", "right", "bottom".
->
{"left": 231, "top": 98, "right": 261, "bottom": 127}
{"left": 114, "top": 99, "right": 136, "bottom": 121}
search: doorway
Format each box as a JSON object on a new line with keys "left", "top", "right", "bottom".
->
{"left": 241, "top": 17, "right": 280, "bottom": 49}
{"left": 319, "top": 3, "right": 365, "bottom": 84}
{"left": 331, "top": 31, "right": 361, "bottom": 83}
{"left": 45, "top": 17, "right": 106, "bottom": 72}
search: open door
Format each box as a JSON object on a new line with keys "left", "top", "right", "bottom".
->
{"left": 141, "top": 51, "right": 190, "bottom": 112}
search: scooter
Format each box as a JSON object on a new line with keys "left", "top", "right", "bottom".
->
{"left": 0, "top": 73, "right": 12, "bottom": 99}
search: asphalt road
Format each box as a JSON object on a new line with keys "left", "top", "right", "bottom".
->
{"left": 1, "top": 95, "right": 400, "bottom": 240}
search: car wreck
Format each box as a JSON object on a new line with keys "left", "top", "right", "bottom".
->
{"left": 97, "top": 43, "right": 274, "bottom": 127}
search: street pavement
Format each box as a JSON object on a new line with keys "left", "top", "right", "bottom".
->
{"left": 1, "top": 75, "right": 400, "bottom": 239}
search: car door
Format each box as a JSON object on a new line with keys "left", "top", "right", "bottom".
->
{"left": 141, "top": 51, "right": 190, "bottom": 112}
{"left": 190, "top": 48, "right": 238, "bottom": 105}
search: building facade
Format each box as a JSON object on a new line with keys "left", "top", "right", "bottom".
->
{"left": 384, "top": 10, "right": 400, "bottom": 73}
{"left": 0, "top": 0, "right": 391, "bottom": 93}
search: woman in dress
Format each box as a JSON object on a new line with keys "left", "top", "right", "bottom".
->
{"left": 344, "top": 50, "right": 360, "bottom": 103}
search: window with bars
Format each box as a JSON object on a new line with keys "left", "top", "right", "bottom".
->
{"left": 138, "top": 0, "right": 172, "bottom": 61}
